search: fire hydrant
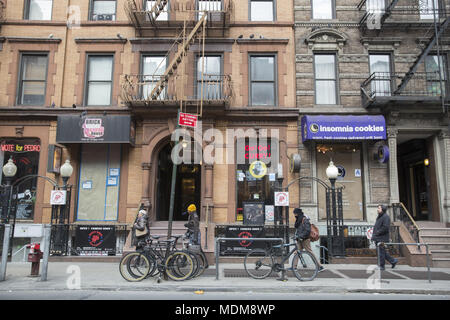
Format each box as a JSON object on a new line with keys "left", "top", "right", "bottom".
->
{"left": 27, "top": 243, "right": 43, "bottom": 277}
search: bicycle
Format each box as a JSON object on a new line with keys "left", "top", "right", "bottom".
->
{"left": 182, "top": 231, "right": 209, "bottom": 277}
{"left": 119, "top": 235, "right": 195, "bottom": 282}
{"left": 243, "top": 237, "right": 319, "bottom": 281}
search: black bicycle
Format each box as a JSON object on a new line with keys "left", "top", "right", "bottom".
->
{"left": 244, "top": 238, "right": 319, "bottom": 281}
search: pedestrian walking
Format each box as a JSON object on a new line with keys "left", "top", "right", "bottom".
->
{"left": 372, "top": 204, "right": 398, "bottom": 270}
{"left": 184, "top": 204, "right": 200, "bottom": 245}
{"left": 293, "top": 208, "right": 324, "bottom": 272}
{"left": 131, "top": 208, "right": 149, "bottom": 250}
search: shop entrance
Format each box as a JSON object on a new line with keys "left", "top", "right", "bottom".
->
{"left": 155, "top": 142, "right": 201, "bottom": 221}
{"left": 397, "top": 138, "right": 439, "bottom": 221}
{"left": 316, "top": 143, "right": 365, "bottom": 221}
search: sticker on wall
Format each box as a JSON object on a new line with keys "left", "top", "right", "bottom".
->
{"left": 265, "top": 205, "right": 275, "bottom": 222}
{"left": 109, "top": 168, "right": 120, "bottom": 176}
{"left": 355, "top": 169, "right": 361, "bottom": 177}
{"left": 249, "top": 160, "right": 267, "bottom": 179}
{"left": 107, "top": 176, "right": 118, "bottom": 186}
{"left": 337, "top": 165, "right": 346, "bottom": 179}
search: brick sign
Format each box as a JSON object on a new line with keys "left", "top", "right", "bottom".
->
{"left": 178, "top": 112, "right": 198, "bottom": 128}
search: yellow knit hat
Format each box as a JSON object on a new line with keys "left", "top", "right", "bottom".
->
{"left": 187, "top": 204, "right": 196, "bottom": 212}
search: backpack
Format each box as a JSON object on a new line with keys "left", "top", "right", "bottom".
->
{"left": 302, "top": 217, "right": 320, "bottom": 242}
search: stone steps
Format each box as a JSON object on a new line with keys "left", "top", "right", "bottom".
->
{"left": 430, "top": 250, "right": 450, "bottom": 259}
{"left": 432, "top": 258, "right": 450, "bottom": 268}
{"left": 420, "top": 228, "right": 450, "bottom": 236}
{"left": 420, "top": 235, "right": 450, "bottom": 243}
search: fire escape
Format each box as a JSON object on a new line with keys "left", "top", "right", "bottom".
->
{"left": 358, "top": 0, "right": 450, "bottom": 112}
{"left": 122, "top": 0, "right": 232, "bottom": 117}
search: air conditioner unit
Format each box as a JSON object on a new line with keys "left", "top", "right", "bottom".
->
{"left": 103, "top": 14, "right": 113, "bottom": 21}
{"left": 366, "top": 13, "right": 381, "bottom": 29}
{"left": 95, "top": 14, "right": 105, "bottom": 20}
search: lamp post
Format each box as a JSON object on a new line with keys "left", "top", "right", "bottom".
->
{"left": 54, "top": 160, "right": 73, "bottom": 255}
{"left": 1, "top": 158, "right": 17, "bottom": 223}
{"left": 326, "top": 160, "right": 344, "bottom": 257}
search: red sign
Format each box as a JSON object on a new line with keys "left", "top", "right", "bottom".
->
{"left": 1, "top": 144, "right": 41, "bottom": 152}
{"left": 244, "top": 144, "right": 271, "bottom": 160}
{"left": 178, "top": 112, "right": 198, "bottom": 128}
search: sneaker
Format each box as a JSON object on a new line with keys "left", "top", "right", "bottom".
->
{"left": 391, "top": 259, "right": 398, "bottom": 269}
{"left": 318, "top": 266, "right": 325, "bottom": 273}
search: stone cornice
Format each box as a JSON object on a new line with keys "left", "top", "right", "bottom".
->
{"left": 74, "top": 38, "right": 127, "bottom": 44}
{"left": 5, "top": 37, "right": 62, "bottom": 44}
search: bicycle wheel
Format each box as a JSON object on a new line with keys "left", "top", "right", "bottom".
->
{"left": 193, "top": 251, "right": 208, "bottom": 277}
{"left": 291, "top": 250, "right": 318, "bottom": 281}
{"left": 244, "top": 249, "right": 273, "bottom": 279}
{"left": 165, "top": 251, "right": 195, "bottom": 281}
{"left": 119, "top": 252, "right": 153, "bottom": 282}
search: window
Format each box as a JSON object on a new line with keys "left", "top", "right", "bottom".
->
{"left": 141, "top": 55, "right": 167, "bottom": 100}
{"left": 146, "top": 0, "right": 168, "bottom": 21}
{"left": 85, "top": 55, "right": 114, "bottom": 106}
{"left": 76, "top": 144, "right": 121, "bottom": 221}
{"left": 249, "top": 55, "right": 276, "bottom": 106}
{"left": 24, "top": 0, "right": 53, "bottom": 20}
{"left": 0, "top": 138, "right": 41, "bottom": 220}
{"left": 366, "top": 0, "right": 385, "bottom": 14}
{"left": 420, "top": 0, "right": 439, "bottom": 20}
{"left": 369, "top": 54, "right": 391, "bottom": 96}
{"left": 250, "top": 0, "right": 275, "bottom": 21}
{"left": 196, "top": 55, "right": 222, "bottom": 99}
{"left": 314, "top": 54, "right": 337, "bottom": 104}
{"left": 17, "top": 54, "right": 48, "bottom": 106}
{"left": 312, "top": 0, "right": 334, "bottom": 19}
{"left": 198, "top": 0, "right": 222, "bottom": 19}
{"left": 425, "top": 55, "right": 446, "bottom": 95}
{"left": 90, "top": 0, "right": 116, "bottom": 21}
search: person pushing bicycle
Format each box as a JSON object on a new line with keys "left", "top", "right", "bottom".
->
{"left": 183, "top": 204, "right": 209, "bottom": 269}
{"left": 294, "top": 208, "right": 324, "bottom": 273}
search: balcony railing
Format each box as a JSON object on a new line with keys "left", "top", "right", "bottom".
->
{"left": 358, "top": 0, "right": 448, "bottom": 29}
{"left": 121, "top": 74, "right": 232, "bottom": 107}
{"left": 125, "top": 0, "right": 232, "bottom": 30}
{"left": 361, "top": 71, "right": 447, "bottom": 107}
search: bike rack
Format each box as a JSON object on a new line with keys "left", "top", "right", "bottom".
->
{"left": 377, "top": 242, "right": 432, "bottom": 283}
{"left": 214, "top": 237, "right": 284, "bottom": 280}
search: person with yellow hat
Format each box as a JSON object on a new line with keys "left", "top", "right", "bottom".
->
{"left": 184, "top": 204, "right": 200, "bottom": 245}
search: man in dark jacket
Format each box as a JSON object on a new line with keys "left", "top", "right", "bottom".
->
{"left": 294, "top": 208, "right": 324, "bottom": 272}
{"left": 185, "top": 204, "right": 200, "bottom": 245}
{"left": 372, "top": 204, "right": 398, "bottom": 270}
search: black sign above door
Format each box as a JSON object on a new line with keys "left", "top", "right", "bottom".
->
{"left": 56, "top": 115, "right": 135, "bottom": 145}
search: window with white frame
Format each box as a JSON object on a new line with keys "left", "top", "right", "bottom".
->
{"left": 17, "top": 54, "right": 49, "bottom": 106}
{"left": 250, "top": 0, "right": 274, "bottom": 21}
{"left": 146, "top": 0, "right": 168, "bottom": 21}
{"left": 142, "top": 55, "right": 167, "bottom": 100}
{"left": 312, "top": 0, "right": 334, "bottom": 19}
{"left": 196, "top": 55, "right": 222, "bottom": 99}
{"left": 420, "top": 0, "right": 439, "bottom": 20}
{"left": 250, "top": 55, "right": 276, "bottom": 106}
{"left": 85, "top": 55, "right": 114, "bottom": 106}
{"left": 90, "top": 0, "right": 117, "bottom": 21}
{"left": 369, "top": 54, "right": 391, "bottom": 96}
{"left": 24, "top": 0, "right": 53, "bottom": 20}
{"left": 314, "top": 54, "right": 337, "bottom": 104}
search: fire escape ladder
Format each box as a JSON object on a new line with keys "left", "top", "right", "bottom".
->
{"left": 379, "top": 0, "right": 400, "bottom": 27}
{"left": 149, "top": 14, "right": 207, "bottom": 101}
{"left": 394, "top": 17, "right": 449, "bottom": 94}
{"left": 146, "top": 0, "right": 169, "bottom": 24}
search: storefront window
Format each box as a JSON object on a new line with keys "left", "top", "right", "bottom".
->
{"left": 236, "top": 138, "right": 277, "bottom": 224}
{"left": 76, "top": 144, "right": 121, "bottom": 221}
{"left": 0, "top": 138, "right": 41, "bottom": 220}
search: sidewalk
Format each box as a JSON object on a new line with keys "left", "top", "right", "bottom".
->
{"left": 1, "top": 261, "right": 450, "bottom": 295}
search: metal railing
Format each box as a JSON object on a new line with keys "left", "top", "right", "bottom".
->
{"left": 361, "top": 71, "right": 447, "bottom": 105}
{"left": 11, "top": 244, "right": 30, "bottom": 263}
{"left": 377, "top": 242, "right": 431, "bottom": 282}
{"left": 214, "top": 237, "right": 283, "bottom": 280}
{"left": 358, "top": 0, "right": 447, "bottom": 26}
{"left": 121, "top": 74, "right": 232, "bottom": 106}
{"left": 392, "top": 203, "right": 421, "bottom": 244}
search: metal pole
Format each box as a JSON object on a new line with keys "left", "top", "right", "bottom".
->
{"left": 215, "top": 238, "right": 219, "bottom": 280}
{"left": 41, "top": 224, "right": 51, "bottom": 281}
{"left": 168, "top": 112, "right": 181, "bottom": 239}
{"left": 426, "top": 244, "right": 431, "bottom": 283}
{"left": 0, "top": 224, "right": 11, "bottom": 281}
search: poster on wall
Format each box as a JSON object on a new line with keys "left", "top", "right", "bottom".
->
{"left": 74, "top": 225, "right": 116, "bottom": 256}
{"left": 265, "top": 205, "right": 274, "bottom": 222}
{"left": 242, "top": 201, "right": 265, "bottom": 225}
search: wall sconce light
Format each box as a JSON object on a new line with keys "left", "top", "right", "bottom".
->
{"left": 424, "top": 158, "right": 430, "bottom": 167}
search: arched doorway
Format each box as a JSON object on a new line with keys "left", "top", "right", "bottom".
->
{"left": 155, "top": 142, "right": 201, "bottom": 221}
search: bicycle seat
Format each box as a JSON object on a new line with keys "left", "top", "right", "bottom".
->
{"left": 151, "top": 235, "right": 161, "bottom": 239}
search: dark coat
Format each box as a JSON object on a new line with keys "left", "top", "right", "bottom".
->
{"left": 185, "top": 211, "right": 200, "bottom": 243}
{"left": 372, "top": 212, "right": 391, "bottom": 242}
{"left": 294, "top": 214, "right": 311, "bottom": 240}
{"left": 131, "top": 212, "right": 148, "bottom": 247}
